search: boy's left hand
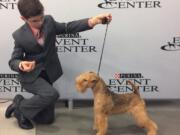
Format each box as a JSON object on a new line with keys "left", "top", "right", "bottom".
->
{"left": 88, "top": 13, "right": 112, "bottom": 27}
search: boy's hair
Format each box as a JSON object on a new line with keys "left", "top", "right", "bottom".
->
{"left": 17, "top": 0, "right": 44, "bottom": 19}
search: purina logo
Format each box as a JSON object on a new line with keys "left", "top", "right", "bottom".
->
{"left": 0, "top": 74, "right": 25, "bottom": 93}
{"left": 108, "top": 73, "right": 159, "bottom": 94}
{"left": 161, "top": 37, "right": 180, "bottom": 51}
{"left": 98, "top": 0, "right": 162, "bottom": 9}
{"left": 0, "top": 0, "right": 17, "bottom": 10}
{"left": 56, "top": 33, "right": 97, "bottom": 53}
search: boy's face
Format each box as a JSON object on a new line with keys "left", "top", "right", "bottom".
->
{"left": 23, "top": 14, "right": 44, "bottom": 30}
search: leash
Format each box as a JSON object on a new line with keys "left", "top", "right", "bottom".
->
{"left": 97, "top": 22, "right": 109, "bottom": 76}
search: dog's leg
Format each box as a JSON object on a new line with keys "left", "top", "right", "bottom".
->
{"left": 130, "top": 104, "right": 158, "bottom": 135}
{"left": 96, "top": 114, "right": 108, "bottom": 135}
{"left": 93, "top": 108, "right": 98, "bottom": 131}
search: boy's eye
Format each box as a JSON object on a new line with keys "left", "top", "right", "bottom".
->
{"left": 32, "top": 20, "right": 39, "bottom": 23}
{"left": 29, "top": 16, "right": 44, "bottom": 23}
{"left": 32, "top": 19, "right": 43, "bottom": 23}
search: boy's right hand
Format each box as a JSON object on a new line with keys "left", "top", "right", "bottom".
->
{"left": 19, "top": 61, "right": 36, "bottom": 72}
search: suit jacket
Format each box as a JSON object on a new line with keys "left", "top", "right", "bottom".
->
{"left": 9, "top": 15, "right": 92, "bottom": 83}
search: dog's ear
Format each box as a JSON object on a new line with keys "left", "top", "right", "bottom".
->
{"left": 90, "top": 75, "right": 99, "bottom": 84}
{"left": 87, "top": 78, "right": 98, "bottom": 88}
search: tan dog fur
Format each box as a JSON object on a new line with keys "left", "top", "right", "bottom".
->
{"left": 75, "top": 71, "right": 158, "bottom": 135}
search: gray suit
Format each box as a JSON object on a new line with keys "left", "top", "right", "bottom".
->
{"left": 9, "top": 15, "right": 92, "bottom": 121}
{"left": 9, "top": 15, "right": 92, "bottom": 83}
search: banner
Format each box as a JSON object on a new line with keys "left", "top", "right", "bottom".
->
{"left": 1, "top": 0, "right": 180, "bottom": 99}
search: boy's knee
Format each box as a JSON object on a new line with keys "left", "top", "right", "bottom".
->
{"left": 38, "top": 87, "right": 60, "bottom": 105}
{"left": 49, "top": 89, "right": 59, "bottom": 103}
{"left": 53, "top": 90, "right": 60, "bottom": 100}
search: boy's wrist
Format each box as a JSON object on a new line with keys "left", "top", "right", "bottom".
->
{"left": 88, "top": 17, "right": 100, "bottom": 28}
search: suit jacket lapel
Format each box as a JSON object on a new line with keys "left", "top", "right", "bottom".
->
{"left": 22, "top": 23, "right": 44, "bottom": 50}
{"left": 41, "top": 19, "right": 49, "bottom": 48}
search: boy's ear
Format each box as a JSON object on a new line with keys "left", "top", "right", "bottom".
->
{"left": 21, "top": 16, "right": 26, "bottom": 21}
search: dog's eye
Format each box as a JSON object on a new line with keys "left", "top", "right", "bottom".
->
{"left": 83, "top": 79, "right": 88, "bottom": 82}
{"left": 91, "top": 80, "right": 97, "bottom": 83}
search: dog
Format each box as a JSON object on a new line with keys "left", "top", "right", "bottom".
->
{"left": 75, "top": 71, "right": 158, "bottom": 135}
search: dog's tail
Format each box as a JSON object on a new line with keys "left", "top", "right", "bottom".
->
{"left": 127, "top": 80, "right": 140, "bottom": 97}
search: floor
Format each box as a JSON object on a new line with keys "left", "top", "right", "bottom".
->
{"left": 1, "top": 100, "right": 180, "bottom": 135}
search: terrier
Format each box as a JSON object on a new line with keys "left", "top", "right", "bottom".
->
{"left": 75, "top": 71, "right": 158, "bottom": 135}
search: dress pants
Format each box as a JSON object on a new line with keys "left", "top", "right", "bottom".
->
{"left": 19, "top": 70, "right": 60, "bottom": 124}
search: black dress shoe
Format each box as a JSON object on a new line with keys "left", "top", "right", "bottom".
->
{"left": 5, "top": 94, "right": 24, "bottom": 118}
{"left": 14, "top": 109, "right": 34, "bottom": 129}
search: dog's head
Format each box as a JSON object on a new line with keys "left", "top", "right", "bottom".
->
{"left": 75, "top": 71, "right": 100, "bottom": 93}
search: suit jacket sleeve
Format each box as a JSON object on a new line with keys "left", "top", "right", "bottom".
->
{"left": 53, "top": 17, "right": 93, "bottom": 35}
{"left": 8, "top": 40, "right": 24, "bottom": 73}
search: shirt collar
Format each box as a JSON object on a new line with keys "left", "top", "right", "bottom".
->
{"left": 29, "top": 25, "right": 40, "bottom": 37}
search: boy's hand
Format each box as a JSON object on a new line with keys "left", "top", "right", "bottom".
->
{"left": 88, "top": 13, "right": 112, "bottom": 27}
{"left": 19, "top": 61, "right": 36, "bottom": 72}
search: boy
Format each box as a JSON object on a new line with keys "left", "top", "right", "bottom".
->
{"left": 5, "top": 0, "right": 112, "bottom": 129}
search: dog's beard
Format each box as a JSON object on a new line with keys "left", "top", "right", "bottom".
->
{"left": 76, "top": 84, "right": 87, "bottom": 93}
{"left": 77, "top": 88, "right": 87, "bottom": 93}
